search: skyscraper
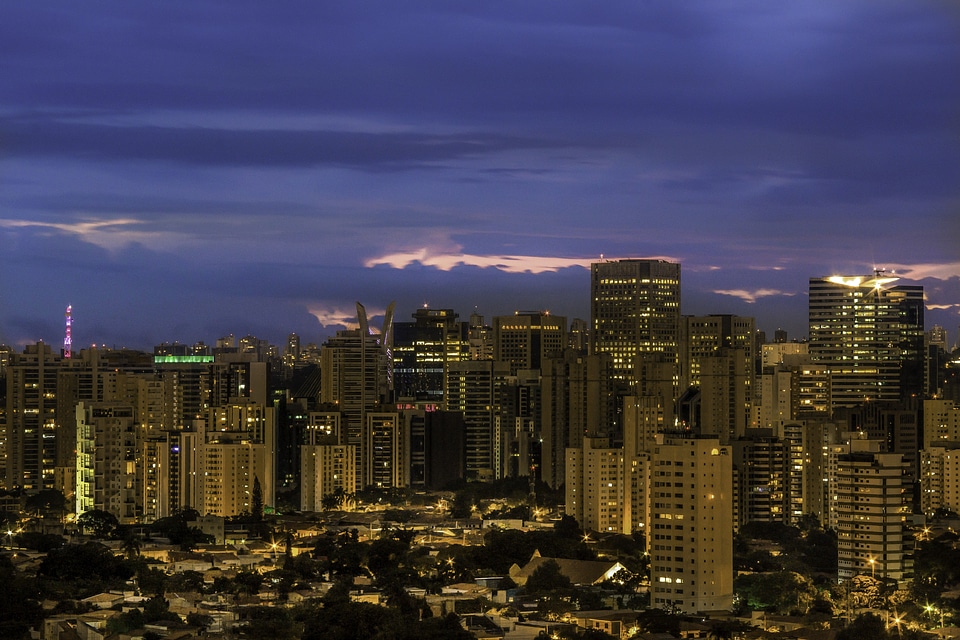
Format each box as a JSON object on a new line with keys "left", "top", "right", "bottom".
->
{"left": 392, "top": 308, "right": 468, "bottom": 406}
{"left": 493, "top": 311, "right": 567, "bottom": 376}
{"left": 590, "top": 259, "right": 681, "bottom": 381}
{"left": 808, "top": 272, "right": 924, "bottom": 409}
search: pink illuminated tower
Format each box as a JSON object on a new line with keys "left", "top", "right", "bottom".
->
{"left": 64, "top": 305, "right": 72, "bottom": 358}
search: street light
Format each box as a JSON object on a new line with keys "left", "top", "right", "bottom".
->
{"left": 924, "top": 604, "right": 944, "bottom": 630}
{"left": 889, "top": 613, "right": 903, "bottom": 640}
{"left": 869, "top": 557, "right": 876, "bottom": 579}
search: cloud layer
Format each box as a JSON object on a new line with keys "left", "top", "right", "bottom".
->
{"left": 1, "top": 1, "right": 959, "bottom": 349}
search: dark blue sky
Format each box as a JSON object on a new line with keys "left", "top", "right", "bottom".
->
{"left": 2, "top": 1, "right": 959, "bottom": 350}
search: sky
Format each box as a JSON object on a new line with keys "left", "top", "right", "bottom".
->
{"left": 2, "top": 1, "right": 960, "bottom": 351}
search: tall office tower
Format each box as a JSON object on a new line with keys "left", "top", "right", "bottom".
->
{"left": 494, "top": 311, "right": 567, "bottom": 376}
{"left": 446, "top": 360, "right": 508, "bottom": 481}
{"left": 808, "top": 273, "right": 925, "bottom": 409}
{"left": 928, "top": 325, "right": 948, "bottom": 352}
{"left": 541, "top": 351, "right": 622, "bottom": 489}
{"left": 4, "top": 342, "right": 60, "bottom": 490}
{"left": 565, "top": 437, "right": 626, "bottom": 534}
{"left": 835, "top": 439, "right": 909, "bottom": 582}
{"left": 927, "top": 326, "right": 949, "bottom": 393}
{"left": 920, "top": 446, "right": 960, "bottom": 517}
{"left": 622, "top": 396, "right": 659, "bottom": 538}
{"left": 282, "top": 333, "right": 301, "bottom": 375}
{"left": 362, "top": 411, "right": 406, "bottom": 489}
{"left": 678, "top": 315, "right": 756, "bottom": 396}
{"left": 633, "top": 353, "right": 679, "bottom": 431}
{"left": 393, "top": 308, "right": 468, "bottom": 406}
{"left": 306, "top": 410, "right": 343, "bottom": 444}
{"left": 924, "top": 399, "right": 960, "bottom": 447}
{"left": 468, "top": 311, "right": 494, "bottom": 361}
{"left": 590, "top": 259, "right": 681, "bottom": 382}
{"left": 731, "top": 433, "right": 790, "bottom": 527}
{"left": 320, "top": 303, "right": 394, "bottom": 490}
{"left": 0, "top": 352, "right": 5, "bottom": 486}
{"left": 760, "top": 342, "right": 809, "bottom": 369}
{"left": 140, "top": 438, "right": 167, "bottom": 522}
{"left": 697, "top": 348, "right": 753, "bottom": 443}
{"left": 623, "top": 395, "right": 667, "bottom": 455}
{"left": 75, "top": 402, "right": 139, "bottom": 522}
{"left": 497, "top": 370, "right": 541, "bottom": 479}
{"left": 781, "top": 422, "right": 806, "bottom": 523}
{"left": 0, "top": 343, "right": 12, "bottom": 376}
{"left": 649, "top": 436, "right": 734, "bottom": 614}
{"left": 153, "top": 351, "right": 216, "bottom": 428}
{"left": 568, "top": 318, "right": 590, "bottom": 353}
{"left": 404, "top": 409, "right": 466, "bottom": 490}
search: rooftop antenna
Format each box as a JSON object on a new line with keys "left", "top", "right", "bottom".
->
{"left": 64, "top": 305, "right": 72, "bottom": 359}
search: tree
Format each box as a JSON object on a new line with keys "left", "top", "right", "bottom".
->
{"left": 25, "top": 489, "right": 67, "bottom": 521}
{"left": 635, "top": 608, "right": 682, "bottom": 636}
{"left": 252, "top": 476, "right": 264, "bottom": 522}
{"left": 707, "top": 620, "right": 743, "bottom": 640}
{"left": 554, "top": 515, "right": 582, "bottom": 539}
{"left": 238, "top": 606, "right": 298, "bottom": 640}
{"left": 137, "top": 566, "right": 168, "bottom": 598}
{"left": 525, "top": 559, "right": 572, "bottom": 594}
{"left": 121, "top": 530, "right": 141, "bottom": 560}
{"left": 142, "top": 594, "right": 177, "bottom": 623}
{"left": 186, "top": 612, "right": 214, "bottom": 633}
{"left": 151, "top": 508, "right": 214, "bottom": 551}
{"left": 837, "top": 612, "right": 890, "bottom": 640}
{"left": 77, "top": 509, "right": 119, "bottom": 539}
{"left": 0, "top": 553, "right": 43, "bottom": 639}
{"left": 39, "top": 541, "right": 134, "bottom": 584}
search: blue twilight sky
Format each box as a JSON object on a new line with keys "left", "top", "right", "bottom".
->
{"left": 2, "top": 1, "right": 960, "bottom": 351}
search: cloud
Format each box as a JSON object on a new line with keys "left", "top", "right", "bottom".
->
{"left": 306, "top": 303, "right": 392, "bottom": 331}
{"left": 884, "top": 262, "right": 960, "bottom": 282}
{"left": 365, "top": 249, "right": 596, "bottom": 274}
{"left": 712, "top": 288, "right": 794, "bottom": 304}
{"left": 0, "top": 216, "right": 188, "bottom": 252}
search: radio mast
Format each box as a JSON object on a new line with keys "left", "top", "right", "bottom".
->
{"left": 64, "top": 305, "right": 72, "bottom": 359}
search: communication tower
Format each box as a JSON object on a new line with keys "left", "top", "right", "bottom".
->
{"left": 64, "top": 305, "right": 72, "bottom": 358}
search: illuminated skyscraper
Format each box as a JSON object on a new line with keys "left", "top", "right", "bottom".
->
{"left": 590, "top": 259, "right": 681, "bottom": 381}
{"left": 392, "top": 308, "right": 468, "bottom": 406}
{"left": 808, "top": 273, "right": 924, "bottom": 408}
{"left": 493, "top": 311, "right": 567, "bottom": 376}
{"left": 5, "top": 342, "right": 60, "bottom": 491}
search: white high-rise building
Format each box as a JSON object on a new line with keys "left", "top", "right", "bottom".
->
{"left": 565, "top": 437, "right": 626, "bottom": 534}
{"left": 76, "top": 402, "right": 139, "bottom": 523}
{"left": 649, "top": 437, "right": 733, "bottom": 614}
{"left": 835, "top": 439, "right": 909, "bottom": 582}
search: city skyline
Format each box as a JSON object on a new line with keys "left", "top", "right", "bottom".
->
{"left": 2, "top": 1, "right": 959, "bottom": 350}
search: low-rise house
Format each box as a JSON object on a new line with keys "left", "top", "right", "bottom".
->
{"left": 80, "top": 592, "right": 124, "bottom": 610}
{"left": 509, "top": 550, "right": 627, "bottom": 587}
